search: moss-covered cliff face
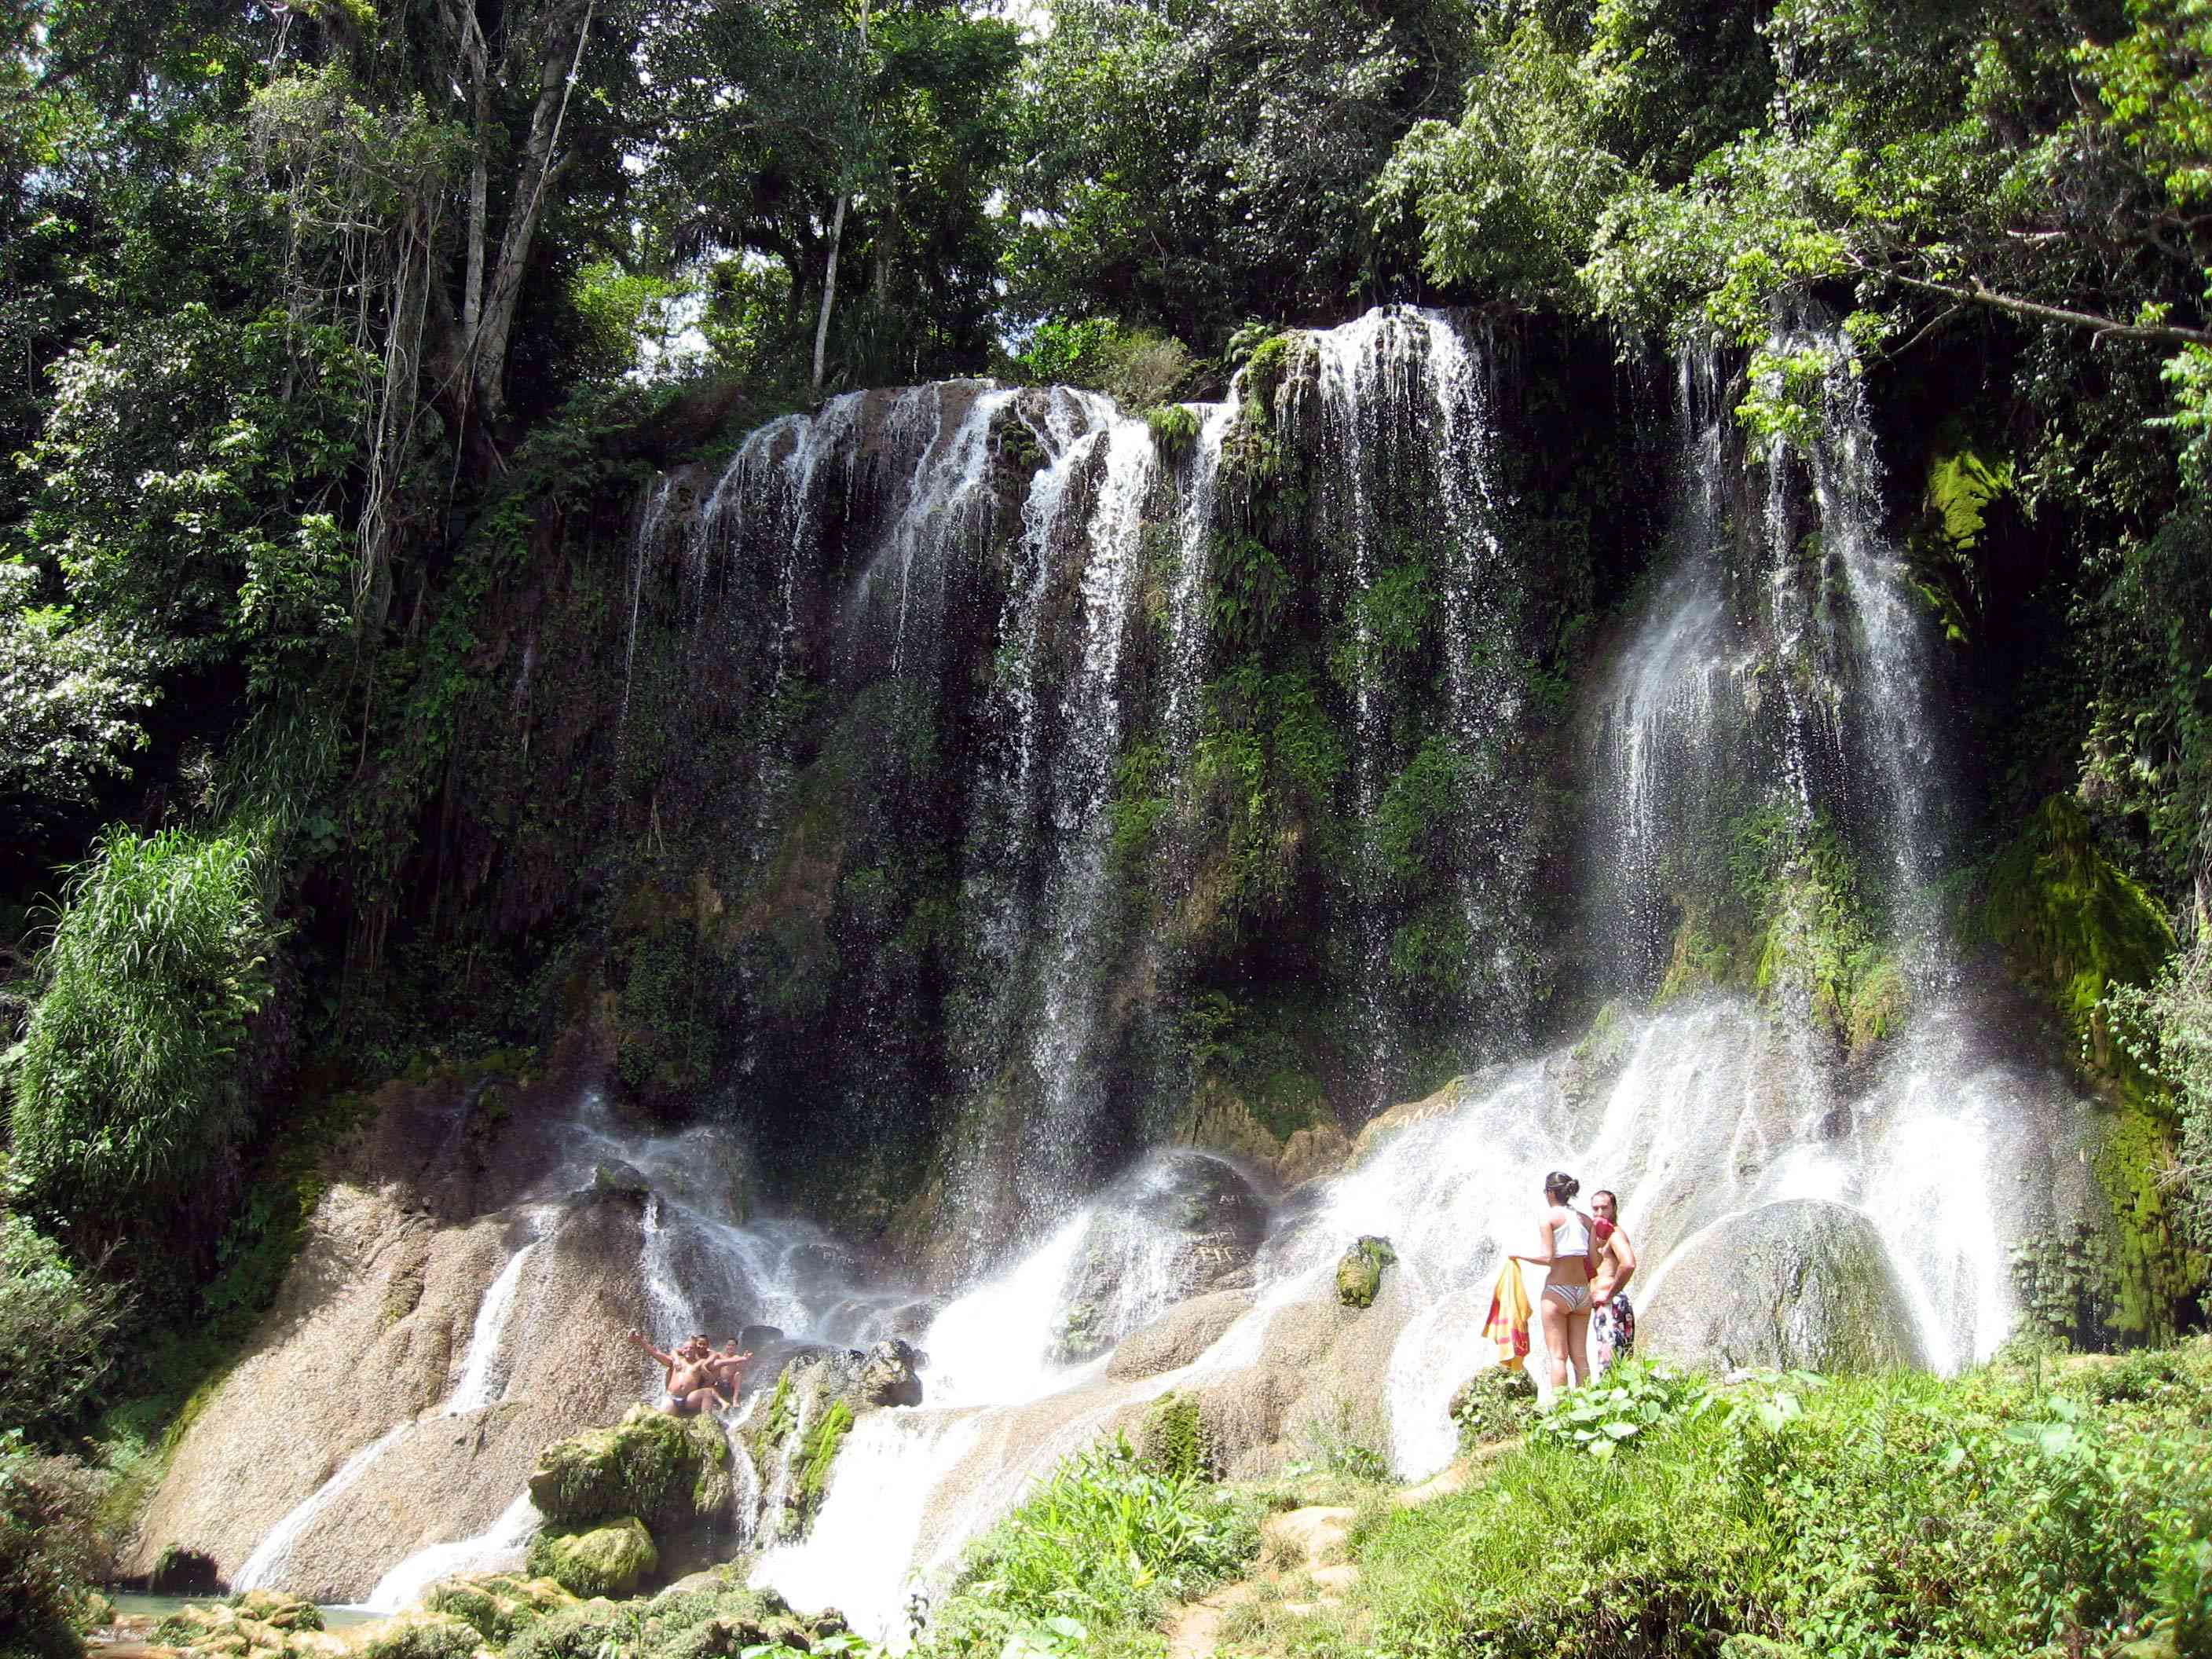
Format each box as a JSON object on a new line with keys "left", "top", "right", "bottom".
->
{"left": 335, "top": 316, "right": 1649, "bottom": 1280}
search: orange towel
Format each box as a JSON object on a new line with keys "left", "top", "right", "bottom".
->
{"left": 1482, "top": 1258, "right": 1532, "bottom": 1371}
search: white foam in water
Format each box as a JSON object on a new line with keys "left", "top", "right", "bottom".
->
{"left": 920, "top": 1213, "right": 1093, "bottom": 1408}
{"left": 365, "top": 1490, "right": 543, "bottom": 1613}
{"left": 753, "top": 1411, "right": 987, "bottom": 1643}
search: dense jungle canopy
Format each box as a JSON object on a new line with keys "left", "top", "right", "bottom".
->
{"left": 4, "top": 0, "right": 2212, "bottom": 1609}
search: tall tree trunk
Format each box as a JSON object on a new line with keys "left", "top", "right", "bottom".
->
{"left": 812, "top": 192, "right": 846, "bottom": 390}
{"left": 470, "top": 0, "right": 595, "bottom": 424}
{"left": 810, "top": 0, "right": 869, "bottom": 390}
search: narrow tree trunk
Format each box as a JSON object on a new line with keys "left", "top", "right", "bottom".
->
{"left": 810, "top": 0, "right": 869, "bottom": 390}
{"left": 812, "top": 192, "right": 847, "bottom": 390}
{"left": 471, "top": 0, "right": 595, "bottom": 423}
{"left": 462, "top": 9, "right": 491, "bottom": 336}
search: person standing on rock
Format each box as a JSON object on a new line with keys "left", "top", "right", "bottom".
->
{"left": 1589, "top": 1189, "right": 1638, "bottom": 1373}
{"left": 1508, "top": 1171, "right": 1598, "bottom": 1391}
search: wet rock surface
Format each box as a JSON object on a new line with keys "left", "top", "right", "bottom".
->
{"left": 1639, "top": 1199, "right": 1931, "bottom": 1372}
{"left": 1049, "top": 1152, "right": 1266, "bottom": 1363}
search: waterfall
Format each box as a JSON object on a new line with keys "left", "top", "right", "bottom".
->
{"left": 233, "top": 1423, "right": 415, "bottom": 1592}
{"left": 445, "top": 1235, "right": 540, "bottom": 1415}
{"left": 1306, "top": 307, "right": 1531, "bottom": 1100}
{"left": 1021, "top": 413, "right": 1157, "bottom": 1209}
{"left": 364, "top": 1492, "right": 542, "bottom": 1614}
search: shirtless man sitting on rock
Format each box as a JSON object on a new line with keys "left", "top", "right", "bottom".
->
{"left": 625, "top": 1330, "right": 730, "bottom": 1416}
{"left": 707, "top": 1339, "right": 752, "bottom": 1396}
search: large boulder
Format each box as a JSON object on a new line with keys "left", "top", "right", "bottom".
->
{"left": 527, "top": 1518, "right": 658, "bottom": 1600}
{"left": 1049, "top": 1152, "right": 1267, "bottom": 1364}
{"left": 854, "top": 1339, "right": 924, "bottom": 1408}
{"left": 528, "top": 1406, "right": 732, "bottom": 1539}
{"left": 1639, "top": 1199, "right": 1928, "bottom": 1372}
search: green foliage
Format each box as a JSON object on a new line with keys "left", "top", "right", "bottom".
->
{"left": 1013, "top": 320, "right": 1191, "bottom": 409}
{"left": 0, "top": 1218, "right": 127, "bottom": 1445}
{"left": 25, "top": 302, "right": 366, "bottom": 687}
{"left": 0, "top": 563, "right": 155, "bottom": 826}
{"left": 1530, "top": 1358, "right": 1719, "bottom": 1461}
{"left": 1006, "top": 1, "right": 1474, "bottom": 347}
{"left": 1299, "top": 1395, "right": 1393, "bottom": 1481}
{"left": 1350, "top": 1355, "right": 2212, "bottom": 1657}
{"left": 921, "top": 1435, "right": 1259, "bottom": 1659}
{"left": 1191, "top": 660, "right": 1347, "bottom": 921}
{"left": 1207, "top": 535, "right": 1293, "bottom": 651}
{"left": 1107, "top": 740, "right": 1170, "bottom": 870}
{"left": 1450, "top": 1364, "right": 1538, "bottom": 1452}
{"left": 0, "top": 1432, "right": 111, "bottom": 1659}
{"left": 2108, "top": 932, "right": 2212, "bottom": 1266}
{"left": 5, "top": 825, "right": 280, "bottom": 1249}
{"left": 1982, "top": 796, "right": 2177, "bottom": 1082}
{"left": 1144, "top": 402, "right": 1200, "bottom": 460}
{"left": 1702, "top": 805, "right": 1906, "bottom": 1056}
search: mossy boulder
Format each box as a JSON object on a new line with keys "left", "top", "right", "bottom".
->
{"left": 353, "top": 1612, "right": 486, "bottom": 1659}
{"left": 1717, "top": 1639, "right": 1808, "bottom": 1659}
{"left": 528, "top": 1405, "right": 732, "bottom": 1536}
{"left": 154, "top": 1596, "right": 340, "bottom": 1658}
{"left": 1335, "top": 1236, "right": 1397, "bottom": 1309}
{"left": 528, "top": 1517, "right": 659, "bottom": 1599}
{"left": 423, "top": 1574, "right": 580, "bottom": 1644}
{"left": 507, "top": 1584, "right": 833, "bottom": 1659}
{"left": 1641, "top": 1199, "right": 1925, "bottom": 1372}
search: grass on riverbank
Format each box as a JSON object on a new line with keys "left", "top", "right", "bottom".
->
{"left": 1217, "top": 1347, "right": 2212, "bottom": 1659}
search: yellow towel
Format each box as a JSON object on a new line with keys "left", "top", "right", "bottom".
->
{"left": 1482, "top": 1258, "right": 1532, "bottom": 1371}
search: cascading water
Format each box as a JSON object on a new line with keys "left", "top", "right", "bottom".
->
{"left": 201, "top": 309, "right": 2111, "bottom": 1637}
{"left": 1305, "top": 308, "right": 1533, "bottom": 1101}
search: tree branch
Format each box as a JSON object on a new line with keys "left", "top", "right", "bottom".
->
{"left": 1877, "top": 269, "right": 2212, "bottom": 349}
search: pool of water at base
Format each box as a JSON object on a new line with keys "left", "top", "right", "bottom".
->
{"left": 101, "top": 1593, "right": 386, "bottom": 1632}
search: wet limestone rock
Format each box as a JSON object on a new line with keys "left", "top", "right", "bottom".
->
{"left": 1106, "top": 1288, "right": 1256, "bottom": 1379}
{"left": 528, "top": 1405, "right": 732, "bottom": 1538}
{"left": 528, "top": 1517, "right": 659, "bottom": 1599}
{"left": 1335, "top": 1236, "right": 1397, "bottom": 1309}
{"left": 855, "top": 1338, "right": 925, "bottom": 1408}
{"left": 423, "top": 1574, "right": 580, "bottom": 1644}
{"left": 1639, "top": 1199, "right": 1928, "bottom": 1372}
{"left": 1049, "top": 1152, "right": 1267, "bottom": 1363}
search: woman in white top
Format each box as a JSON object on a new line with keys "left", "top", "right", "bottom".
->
{"left": 1508, "top": 1170, "right": 1598, "bottom": 1390}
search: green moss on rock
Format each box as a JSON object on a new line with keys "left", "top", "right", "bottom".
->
{"left": 353, "top": 1613, "right": 485, "bottom": 1659}
{"left": 1983, "top": 796, "right": 2175, "bottom": 1077}
{"left": 1335, "top": 1235, "right": 1397, "bottom": 1308}
{"left": 527, "top": 1405, "right": 731, "bottom": 1533}
{"left": 423, "top": 1575, "right": 579, "bottom": 1644}
{"left": 797, "top": 1397, "right": 855, "bottom": 1511}
{"left": 528, "top": 1516, "right": 658, "bottom": 1599}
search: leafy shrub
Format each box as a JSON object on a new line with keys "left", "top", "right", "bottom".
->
{"left": 1530, "top": 1358, "right": 1715, "bottom": 1460}
{"left": 0, "top": 1432, "right": 112, "bottom": 1659}
{"left": 921, "top": 1436, "right": 1258, "bottom": 1659}
{"left": 1450, "top": 1364, "right": 1538, "bottom": 1451}
{"left": 0, "top": 1217, "right": 127, "bottom": 1443}
{"left": 5, "top": 826, "right": 280, "bottom": 1258}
